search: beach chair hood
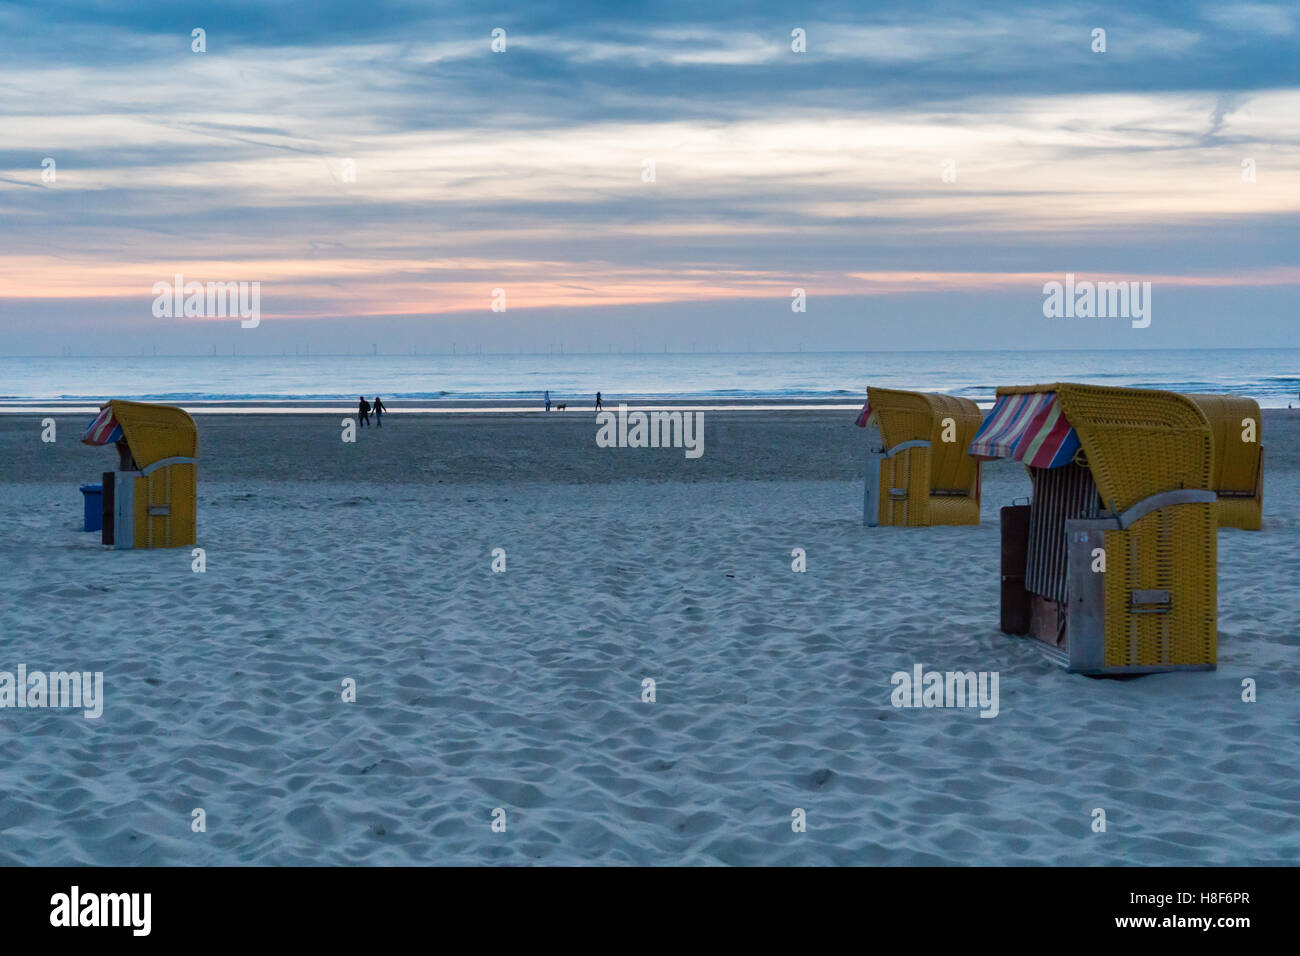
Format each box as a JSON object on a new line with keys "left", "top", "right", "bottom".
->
{"left": 972, "top": 383, "right": 1213, "bottom": 516}
{"left": 92, "top": 399, "right": 197, "bottom": 468}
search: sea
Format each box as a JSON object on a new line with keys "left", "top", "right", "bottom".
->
{"left": 1, "top": 348, "right": 1297, "bottom": 407}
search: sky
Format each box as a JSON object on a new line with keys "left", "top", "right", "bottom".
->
{"left": 1, "top": 0, "right": 1298, "bottom": 354}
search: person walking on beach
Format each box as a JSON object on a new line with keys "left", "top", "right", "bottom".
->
{"left": 358, "top": 396, "right": 371, "bottom": 427}
{"left": 373, "top": 396, "right": 386, "bottom": 427}
{"left": 595, "top": 391, "right": 603, "bottom": 411}
{"left": 544, "top": 390, "right": 551, "bottom": 412}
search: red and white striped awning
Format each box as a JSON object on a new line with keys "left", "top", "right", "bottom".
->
{"left": 853, "top": 397, "right": 872, "bottom": 427}
{"left": 969, "top": 392, "right": 1081, "bottom": 469}
{"left": 81, "top": 405, "right": 124, "bottom": 445}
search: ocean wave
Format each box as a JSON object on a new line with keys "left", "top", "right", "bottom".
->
{"left": 3, "top": 349, "right": 1298, "bottom": 406}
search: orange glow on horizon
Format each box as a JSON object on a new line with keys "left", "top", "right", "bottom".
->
{"left": 3, "top": 258, "right": 1299, "bottom": 319}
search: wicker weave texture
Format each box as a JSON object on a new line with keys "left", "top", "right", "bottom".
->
{"left": 867, "top": 387, "right": 982, "bottom": 526}
{"left": 109, "top": 399, "right": 198, "bottom": 466}
{"left": 1050, "top": 384, "right": 1212, "bottom": 514}
{"left": 1185, "top": 393, "right": 1263, "bottom": 530}
{"left": 1103, "top": 504, "right": 1217, "bottom": 668}
{"left": 134, "top": 464, "right": 197, "bottom": 549}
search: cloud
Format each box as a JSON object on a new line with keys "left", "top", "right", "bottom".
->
{"left": 1, "top": 1, "right": 1299, "bottom": 351}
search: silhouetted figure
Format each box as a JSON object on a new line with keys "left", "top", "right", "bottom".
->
{"left": 544, "top": 390, "right": 551, "bottom": 412}
{"left": 358, "top": 396, "right": 371, "bottom": 427}
{"left": 595, "top": 391, "right": 603, "bottom": 411}
{"left": 373, "top": 396, "right": 386, "bottom": 426}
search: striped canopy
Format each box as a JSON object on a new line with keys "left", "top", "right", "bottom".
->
{"left": 853, "top": 397, "right": 872, "bottom": 427}
{"left": 969, "top": 391, "right": 1080, "bottom": 469}
{"left": 82, "top": 405, "right": 124, "bottom": 445}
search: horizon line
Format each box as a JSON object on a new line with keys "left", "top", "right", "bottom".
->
{"left": 4, "top": 345, "right": 1300, "bottom": 360}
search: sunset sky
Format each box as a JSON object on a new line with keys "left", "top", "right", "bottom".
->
{"left": 2, "top": 1, "right": 1298, "bottom": 354}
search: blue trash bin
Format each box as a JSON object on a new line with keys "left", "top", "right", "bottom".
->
{"left": 80, "top": 484, "right": 103, "bottom": 533}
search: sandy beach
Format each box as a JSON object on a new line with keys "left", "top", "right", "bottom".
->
{"left": 1, "top": 408, "right": 1297, "bottom": 865}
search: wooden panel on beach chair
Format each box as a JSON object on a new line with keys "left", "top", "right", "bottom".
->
{"left": 1000, "top": 505, "right": 1032, "bottom": 635}
{"left": 101, "top": 471, "right": 115, "bottom": 547}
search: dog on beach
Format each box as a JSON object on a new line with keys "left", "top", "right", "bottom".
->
{"left": 555, "top": 403, "right": 566, "bottom": 410}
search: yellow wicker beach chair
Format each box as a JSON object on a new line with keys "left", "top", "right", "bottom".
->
{"left": 1185, "top": 394, "right": 1263, "bottom": 531}
{"left": 977, "top": 384, "right": 1216, "bottom": 675}
{"left": 83, "top": 400, "right": 197, "bottom": 549}
{"left": 861, "top": 387, "right": 982, "bottom": 527}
